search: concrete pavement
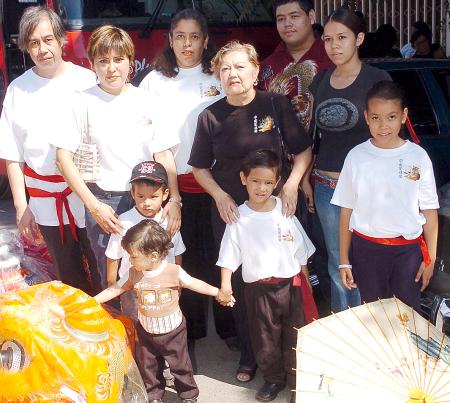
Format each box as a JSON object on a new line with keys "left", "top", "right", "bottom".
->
{"left": 0, "top": 197, "right": 292, "bottom": 402}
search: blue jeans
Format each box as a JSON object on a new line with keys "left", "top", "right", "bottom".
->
{"left": 85, "top": 189, "right": 134, "bottom": 288}
{"left": 314, "top": 180, "right": 361, "bottom": 312}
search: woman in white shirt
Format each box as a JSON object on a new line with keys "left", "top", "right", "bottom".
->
{"left": 139, "top": 8, "right": 236, "bottom": 354}
{"left": 53, "top": 25, "right": 181, "bottom": 287}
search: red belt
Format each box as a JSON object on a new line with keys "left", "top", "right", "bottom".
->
{"left": 257, "top": 273, "right": 302, "bottom": 287}
{"left": 24, "top": 165, "right": 78, "bottom": 243}
{"left": 177, "top": 173, "right": 205, "bottom": 194}
{"left": 353, "top": 230, "right": 431, "bottom": 266}
{"left": 311, "top": 170, "right": 338, "bottom": 190}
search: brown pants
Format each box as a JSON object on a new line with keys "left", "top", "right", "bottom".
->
{"left": 39, "top": 224, "right": 100, "bottom": 295}
{"left": 245, "top": 280, "right": 305, "bottom": 387}
{"left": 136, "top": 316, "right": 199, "bottom": 400}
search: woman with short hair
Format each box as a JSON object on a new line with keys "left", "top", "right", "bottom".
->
{"left": 53, "top": 25, "right": 181, "bottom": 287}
{"left": 189, "top": 40, "right": 312, "bottom": 385}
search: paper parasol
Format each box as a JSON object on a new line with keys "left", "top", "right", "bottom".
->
{"left": 295, "top": 297, "right": 450, "bottom": 403}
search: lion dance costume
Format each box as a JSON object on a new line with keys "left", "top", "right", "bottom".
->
{"left": 0, "top": 281, "right": 146, "bottom": 402}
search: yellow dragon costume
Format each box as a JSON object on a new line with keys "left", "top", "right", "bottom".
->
{"left": 0, "top": 281, "right": 146, "bottom": 402}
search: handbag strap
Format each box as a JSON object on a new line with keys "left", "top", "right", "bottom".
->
{"left": 74, "top": 91, "right": 90, "bottom": 144}
{"left": 270, "top": 95, "right": 288, "bottom": 158}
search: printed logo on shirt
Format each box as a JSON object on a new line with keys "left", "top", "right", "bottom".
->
{"left": 158, "top": 290, "right": 172, "bottom": 304}
{"left": 253, "top": 115, "right": 275, "bottom": 133}
{"left": 142, "top": 290, "right": 157, "bottom": 304}
{"left": 316, "top": 98, "right": 358, "bottom": 132}
{"left": 204, "top": 85, "right": 221, "bottom": 97}
{"left": 277, "top": 224, "right": 294, "bottom": 242}
{"left": 404, "top": 165, "right": 421, "bottom": 181}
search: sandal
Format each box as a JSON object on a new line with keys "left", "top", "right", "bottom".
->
{"left": 236, "top": 365, "right": 257, "bottom": 382}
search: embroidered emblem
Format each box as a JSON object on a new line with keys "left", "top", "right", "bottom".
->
{"left": 277, "top": 224, "right": 294, "bottom": 242}
{"left": 282, "top": 230, "right": 294, "bottom": 242}
{"left": 204, "top": 85, "right": 221, "bottom": 96}
{"left": 142, "top": 290, "right": 157, "bottom": 304}
{"left": 96, "top": 372, "right": 113, "bottom": 400}
{"left": 257, "top": 116, "right": 275, "bottom": 133}
{"left": 404, "top": 165, "right": 421, "bottom": 181}
{"left": 138, "top": 161, "right": 157, "bottom": 174}
{"left": 158, "top": 290, "right": 172, "bottom": 304}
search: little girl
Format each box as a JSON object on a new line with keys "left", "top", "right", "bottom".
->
{"left": 331, "top": 80, "right": 439, "bottom": 311}
{"left": 95, "top": 219, "right": 232, "bottom": 403}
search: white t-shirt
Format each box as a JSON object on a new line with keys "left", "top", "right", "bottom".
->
{"left": 50, "top": 84, "right": 179, "bottom": 191}
{"left": 331, "top": 140, "right": 439, "bottom": 239}
{"left": 105, "top": 207, "right": 185, "bottom": 278}
{"left": 0, "top": 63, "right": 95, "bottom": 226}
{"left": 139, "top": 65, "right": 223, "bottom": 174}
{"left": 217, "top": 197, "right": 315, "bottom": 283}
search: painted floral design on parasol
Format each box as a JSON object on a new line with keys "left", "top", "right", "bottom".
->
{"left": 295, "top": 297, "right": 450, "bottom": 403}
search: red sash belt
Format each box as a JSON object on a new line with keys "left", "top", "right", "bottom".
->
{"left": 353, "top": 230, "right": 431, "bottom": 266}
{"left": 177, "top": 173, "right": 205, "bottom": 194}
{"left": 24, "top": 165, "right": 78, "bottom": 243}
{"left": 257, "top": 273, "right": 302, "bottom": 287}
{"left": 257, "top": 273, "right": 319, "bottom": 323}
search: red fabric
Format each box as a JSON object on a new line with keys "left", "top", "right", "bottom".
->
{"left": 24, "top": 165, "right": 66, "bottom": 183}
{"left": 177, "top": 173, "right": 205, "bottom": 194}
{"left": 406, "top": 116, "right": 420, "bottom": 144}
{"left": 353, "top": 230, "right": 431, "bottom": 266}
{"left": 24, "top": 166, "right": 78, "bottom": 243}
{"left": 257, "top": 273, "right": 319, "bottom": 323}
{"left": 299, "top": 272, "right": 319, "bottom": 324}
{"left": 259, "top": 39, "right": 333, "bottom": 96}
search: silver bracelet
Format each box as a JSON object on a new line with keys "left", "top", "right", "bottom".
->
{"left": 339, "top": 264, "right": 352, "bottom": 269}
{"left": 168, "top": 197, "right": 183, "bottom": 208}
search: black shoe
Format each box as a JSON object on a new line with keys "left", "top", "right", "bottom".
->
{"left": 149, "top": 400, "right": 163, "bottom": 403}
{"left": 224, "top": 336, "right": 240, "bottom": 352}
{"left": 180, "top": 399, "right": 197, "bottom": 403}
{"left": 255, "top": 382, "right": 285, "bottom": 402}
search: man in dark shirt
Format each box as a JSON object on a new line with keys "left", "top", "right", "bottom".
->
{"left": 260, "top": 0, "right": 332, "bottom": 128}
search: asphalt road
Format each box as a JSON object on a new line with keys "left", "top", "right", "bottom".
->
{"left": 0, "top": 197, "right": 293, "bottom": 402}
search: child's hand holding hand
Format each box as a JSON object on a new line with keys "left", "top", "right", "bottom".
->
{"left": 216, "top": 288, "right": 235, "bottom": 307}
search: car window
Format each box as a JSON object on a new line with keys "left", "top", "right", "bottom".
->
{"left": 432, "top": 69, "right": 450, "bottom": 106}
{"left": 56, "top": 0, "right": 273, "bottom": 26}
{"left": 389, "top": 70, "right": 438, "bottom": 137}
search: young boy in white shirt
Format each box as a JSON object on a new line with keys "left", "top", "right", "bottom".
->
{"left": 105, "top": 161, "right": 185, "bottom": 316}
{"left": 217, "top": 149, "right": 315, "bottom": 402}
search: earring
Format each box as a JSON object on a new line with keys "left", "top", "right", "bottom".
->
{"left": 253, "top": 78, "right": 259, "bottom": 86}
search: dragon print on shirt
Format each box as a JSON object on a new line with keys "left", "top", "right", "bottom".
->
{"left": 267, "top": 59, "right": 318, "bottom": 128}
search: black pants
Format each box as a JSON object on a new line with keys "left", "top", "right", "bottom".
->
{"left": 136, "top": 317, "right": 198, "bottom": 400}
{"left": 179, "top": 192, "right": 236, "bottom": 340}
{"left": 39, "top": 224, "right": 101, "bottom": 295}
{"left": 245, "top": 280, "right": 305, "bottom": 387}
{"left": 211, "top": 202, "right": 256, "bottom": 369}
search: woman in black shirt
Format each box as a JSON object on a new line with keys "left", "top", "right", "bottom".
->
{"left": 189, "top": 41, "right": 312, "bottom": 386}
